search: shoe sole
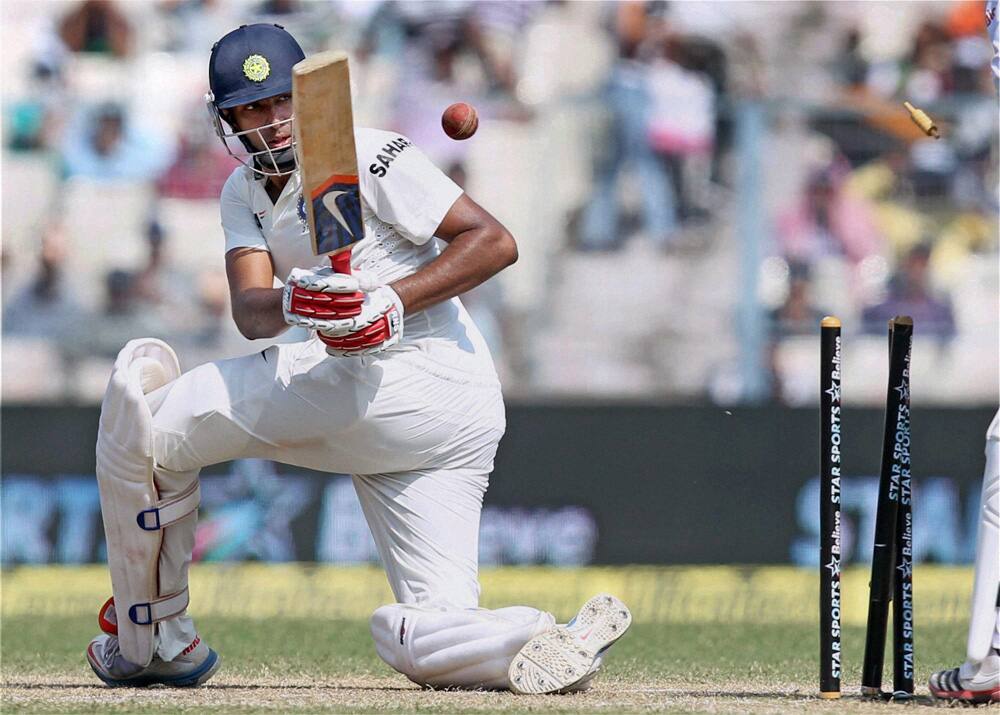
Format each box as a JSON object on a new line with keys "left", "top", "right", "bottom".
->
{"left": 87, "top": 645, "right": 221, "bottom": 688}
{"left": 929, "top": 667, "right": 1000, "bottom": 704}
{"left": 929, "top": 685, "right": 1000, "bottom": 704}
{"left": 508, "top": 593, "right": 631, "bottom": 695}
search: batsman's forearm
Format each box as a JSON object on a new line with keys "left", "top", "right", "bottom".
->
{"left": 391, "top": 228, "right": 517, "bottom": 315}
{"left": 231, "top": 287, "right": 289, "bottom": 340}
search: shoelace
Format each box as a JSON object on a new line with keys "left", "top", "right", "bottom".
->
{"left": 100, "top": 637, "right": 123, "bottom": 669}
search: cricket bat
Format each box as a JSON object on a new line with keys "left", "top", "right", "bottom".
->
{"left": 292, "top": 51, "right": 364, "bottom": 274}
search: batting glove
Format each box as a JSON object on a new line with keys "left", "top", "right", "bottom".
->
{"left": 282, "top": 265, "right": 379, "bottom": 329}
{"left": 318, "top": 285, "right": 405, "bottom": 357}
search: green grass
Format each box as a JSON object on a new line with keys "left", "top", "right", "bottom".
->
{"left": 1, "top": 616, "right": 968, "bottom": 713}
{"left": 0, "top": 565, "right": 976, "bottom": 713}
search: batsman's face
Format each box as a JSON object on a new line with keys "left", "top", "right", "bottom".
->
{"left": 229, "top": 94, "right": 293, "bottom": 151}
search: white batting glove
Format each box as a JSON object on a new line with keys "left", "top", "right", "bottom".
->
{"left": 282, "top": 266, "right": 379, "bottom": 331}
{"left": 318, "top": 285, "right": 405, "bottom": 356}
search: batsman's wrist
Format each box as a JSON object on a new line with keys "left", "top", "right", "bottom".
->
{"left": 386, "top": 281, "right": 408, "bottom": 316}
{"left": 280, "top": 283, "right": 296, "bottom": 326}
{"left": 384, "top": 284, "right": 405, "bottom": 319}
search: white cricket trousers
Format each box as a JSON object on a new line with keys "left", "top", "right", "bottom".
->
{"left": 145, "top": 336, "right": 505, "bottom": 659}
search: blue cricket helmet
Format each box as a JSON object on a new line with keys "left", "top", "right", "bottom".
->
{"left": 209, "top": 23, "right": 305, "bottom": 110}
{"left": 207, "top": 23, "right": 304, "bottom": 176}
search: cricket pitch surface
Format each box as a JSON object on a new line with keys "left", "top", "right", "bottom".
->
{"left": 2, "top": 565, "right": 974, "bottom": 713}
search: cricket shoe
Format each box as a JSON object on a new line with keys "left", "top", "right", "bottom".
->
{"left": 86, "top": 634, "right": 221, "bottom": 688}
{"left": 508, "top": 593, "right": 631, "bottom": 695}
{"left": 929, "top": 649, "right": 1000, "bottom": 704}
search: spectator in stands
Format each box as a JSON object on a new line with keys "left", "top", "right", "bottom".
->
{"left": 945, "top": 1, "right": 995, "bottom": 94}
{"left": 862, "top": 243, "right": 956, "bottom": 339}
{"left": 769, "top": 261, "right": 825, "bottom": 338}
{"left": 156, "top": 0, "right": 236, "bottom": 55}
{"left": 764, "top": 261, "right": 826, "bottom": 405}
{"left": 576, "top": 2, "right": 677, "bottom": 252}
{"left": 391, "top": 33, "right": 479, "bottom": 168}
{"left": 132, "top": 216, "right": 203, "bottom": 336}
{"left": 133, "top": 217, "right": 173, "bottom": 306}
{"left": 0, "top": 246, "right": 9, "bottom": 304}
{"left": 169, "top": 271, "right": 253, "bottom": 366}
{"left": 6, "top": 65, "right": 65, "bottom": 152}
{"left": 58, "top": 0, "right": 133, "bottom": 58}
{"left": 78, "top": 269, "right": 172, "bottom": 358}
{"left": 61, "top": 102, "right": 174, "bottom": 181}
{"left": 466, "top": 0, "right": 539, "bottom": 96}
{"left": 190, "top": 271, "right": 229, "bottom": 348}
{"left": 904, "top": 21, "right": 955, "bottom": 103}
{"left": 107, "top": 269, "right": 134, "bottom": 311}
{"left": 7, "top": 27, "right": 72, "bottom": 153}
{"left": 647, "top": 32, "right": 719, "bottom": 225}
{"left": 836, "top": 27, "right": 869, "bottom": 89}
{"left": 158, "top": 97, "right": 234, "bottom": 198}
{"left": 2, "top": 223, "right": 81, "bottom": 340}
{"left": 250, "top": 0, "right": 340, "bottom": 54}
{"left": 777, "top": 162, "right": 881, "bottom": 266}
{"left": 375, "top": 2, "right": 530, "bottom": 169}
{"left": 7, "top": 101, "right": 49, "bottom": 153}
{"left": 257, "top": 0, "right": 300, "bottom": 15}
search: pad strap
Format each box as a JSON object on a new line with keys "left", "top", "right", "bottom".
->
{"left": 128, "top": 588, "right": 190, "bottom": 626}
{"left": 136, "top": 482, "right": 200, "bottom": 531}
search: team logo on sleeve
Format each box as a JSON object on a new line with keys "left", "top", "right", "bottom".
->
{"left": 243, "top": 54, "right": 270, "bottom": 82}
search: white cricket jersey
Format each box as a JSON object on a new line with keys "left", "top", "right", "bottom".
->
{"left": 988, "top": 0, "right": 999, "bottom": 86}
{"left": 220, "top": 128, "right": 496, "bottom": 374}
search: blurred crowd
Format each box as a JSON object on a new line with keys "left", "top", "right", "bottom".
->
{"left": 756, "top": 1, "right": 998, "bottom": 404}
{"left": 2, "top": 0, "right": 997, "bottom": 404}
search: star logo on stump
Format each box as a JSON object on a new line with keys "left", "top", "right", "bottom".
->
{"left": 825, "top": 556, "right": 841, "bottom": 578}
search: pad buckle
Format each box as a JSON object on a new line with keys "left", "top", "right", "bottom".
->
{"left": 127, "top": 588, "right": 189, "bottom": 626}
{"left": 129, "top": 603, "right": 156, "bottom": 626}
{"left": 136, "top": 507, "right": 163, "bottom": 531}
{"left": 134, "top": 482, "right": 200, "bottom": 531}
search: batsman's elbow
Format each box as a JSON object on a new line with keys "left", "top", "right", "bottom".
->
{"left": 234, "top": 318, "right": 258, "bottom": 340}
{"left": 230, "top": 298, "right": 285, "bottom": 341}
{"left": 493, "top": 227, "right": 518, "bottom": 270}
{"left": 231, "top": 309, "right": 260, "bottom": 340}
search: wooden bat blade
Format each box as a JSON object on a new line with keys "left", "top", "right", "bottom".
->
{"left": 292, "top": 51, "right": 364, "bottom": 258}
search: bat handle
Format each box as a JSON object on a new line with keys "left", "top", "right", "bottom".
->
{"left": 330, "top": 249, "right": 352, "bottom": 275}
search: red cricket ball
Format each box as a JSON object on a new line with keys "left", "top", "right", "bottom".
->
{"left": 441, "top": 102, "right": 478, "bottom": 140}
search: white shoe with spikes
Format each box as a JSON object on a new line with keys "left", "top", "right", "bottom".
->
{"left": 508, "top": 593, "right": 631, "bottom": 695}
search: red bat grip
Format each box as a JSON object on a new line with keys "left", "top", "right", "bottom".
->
{"left": 330, "top": 249, "right": 353, "bottom": 275}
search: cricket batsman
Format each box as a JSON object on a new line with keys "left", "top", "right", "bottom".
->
{"left": 85, "top": 23, "right": 630, "bottom": 694}
{"left": 926, "top": 5, "right": 999, "bottom": 701}
{"left": 928, "top": 411, "right": 1000, "bottom": 703}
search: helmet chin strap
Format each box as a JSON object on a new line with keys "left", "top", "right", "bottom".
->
{"left": 252, "top": 145, "right": 296, "bottom": 174}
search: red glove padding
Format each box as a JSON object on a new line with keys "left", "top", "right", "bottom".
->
{"left": 285, "top": 284, "right": 363, "bottom": 319}
{"left": 319, "top": 301, "right": 403, "bottom": 357}
{"left": 283, "top": 266, "right": 377, "bottom": 324}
